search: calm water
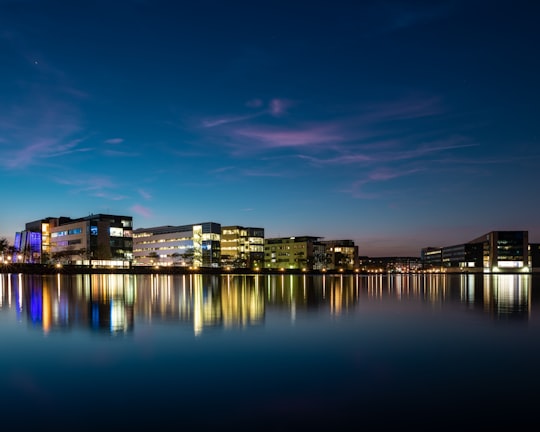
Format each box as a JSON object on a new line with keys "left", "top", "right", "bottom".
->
{"left": 1, "top": 272, "right": 539, "bottom": 429}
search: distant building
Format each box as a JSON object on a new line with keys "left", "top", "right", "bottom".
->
{"left": 133, "top": 222, "right": 221, "bottom": 267}
{"left": 360, "top": 256, "right": 422, "bottom": 273}
{"left": 221, "top": 226, "right": 264, "bottom": 268}
{"left": 529, "top": 243, "right": 540, "bottom": 272}
{"left": 264, "top": 236, "right": 326, "bottom": 270}
{"left": 16, "top": 214, "right": 133, "bottom": 266}
{"left": 421, "top": 230, "right": 530, "bottom": 272}
{"left": 320, "top": 240, "right": 359, "bottom": 270}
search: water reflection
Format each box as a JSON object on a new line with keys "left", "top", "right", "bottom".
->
{"left": 0, "top": 273, "right": 537, "bottom": 334}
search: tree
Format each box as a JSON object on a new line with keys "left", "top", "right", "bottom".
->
{"left": 170, "top": 252, "right": 182, "bottom": 266}
{"left": 0, "top": 237, "right": 10, "bottom": 262}
{"left": 148, "top": 252, "right": 159, "bottom": 265}
{"left": 182, "top": 248, "right": 195, "bottom": 266}
{"left": 0, "top": 237, "right": 8, "bottom": 254}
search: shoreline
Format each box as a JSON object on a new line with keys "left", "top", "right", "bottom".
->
{"left": 0, "top": 263, "right": 536, "bottom": 276}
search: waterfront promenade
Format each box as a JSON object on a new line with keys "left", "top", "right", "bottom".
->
{"left": 0, "top": 263, "right": 346, "bottom": 276}
{"left": 0, "top": 263, "right": 535, "bottom": 275}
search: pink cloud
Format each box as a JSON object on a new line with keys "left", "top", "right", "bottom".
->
{"left": 104, "top": 138, "right": 124, "bottom": 144}
{"left": 131, "top": 204, "right": 153, "bottom": 218}
{"left": 269, "top": 98, "right": 292, "bottom": 116}
{"left": 360, "top": 97, "right": 442, "bottom": 122}
{"left": 0, "top": 96, "right": 84, "bottom": 168}
{"left": 234, "top": 126, "right": 344, "bottom": 148}
{"left": 369, "top": 167, "right": 421, "bottom": 181}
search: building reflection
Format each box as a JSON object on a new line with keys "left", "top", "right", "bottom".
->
{"left": 133, "top": 274, "right": 265, "bottom": 335}
{"left": 88, "top": 274, "right": 135, "bottom": 333}
{"left": 483, "top": 274, "right": 530, "bottom": 320}
{"left": 0, "top": 273, "right": 537, "bottom": 331}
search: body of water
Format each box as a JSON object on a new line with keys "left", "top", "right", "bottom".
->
{"left": 1, "top": 273, "right": 539, "bottom": 429}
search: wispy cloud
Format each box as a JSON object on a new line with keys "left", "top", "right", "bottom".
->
{"left": 104, "top": 138, "right": 124, "bottom": 144}
{"left": 358, "top": 97, "right": 442, "bottom": 123}
{"left": 103, "top": 149, "right": 138, "bottom": 157}
{"left": 269, "top": 98, "right": 293, "bottom": 116}
{"left": 131, "top": 204, "right": 153, "bottom": 218}
{"left": 233, "top": 126, "right": 345, "bottom": 149}
{"left": 138, "top": 189, "right": 152, "bottom": 200}
{"left": 52, "top": 175, "right": 128, "bottom": 201}
{"left": 202, "top": 113, "right": 263, "bottom": 128}
{"left": 346, "top": 166, "right": 423, "bottom": 199}
{"left": 0, "top": 38, "right": 89, "bottom": 169}
{"left": 201, "top": 98, "right": 294, "bottom": 129}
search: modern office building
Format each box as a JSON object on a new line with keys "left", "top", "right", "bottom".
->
{"left": 221, "top": 226, "right": 264, "bottom": 268}
{"left": 421, "top": 231, "right": 529, "bottom": 272}
{"left": 15, "top": 214, "right": 133, "bottom": 266}
{"left": 360, "top": 256, "right": 422, "bottom": 273}
{"left": 320, "top": 240, "right": 359, "bottom": 270}
{"left": 133, "top": 222, "right": 221, "bottom": 267}
{"left": 529, "top": 244, "right": 540, "bottom": 272}
{"left": 264, "top": 236, "right": 326, "bottom": 270}
{"left": 14, "top": 216, "right": 71, "bottom": 263}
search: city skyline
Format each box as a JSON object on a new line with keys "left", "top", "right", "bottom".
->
{"left": 1, "top": 1, "right": 539, "bottom": 256}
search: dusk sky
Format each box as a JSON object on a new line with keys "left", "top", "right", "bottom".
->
{"left": 1, "top": 0, "right": 539, "bottom": 256}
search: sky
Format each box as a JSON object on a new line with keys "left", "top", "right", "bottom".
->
{"left": 0, "top": 0, "right": 539, "bottom": 256}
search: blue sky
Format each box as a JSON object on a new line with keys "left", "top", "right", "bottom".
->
{"left": 0, "top": 0, "right": 539, "bottom": 256}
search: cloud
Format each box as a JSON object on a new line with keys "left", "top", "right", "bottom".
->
{"left": 269, "top": 98, "right": 292, "bottom": 116}
{"left": 233, "top": 126, "right": 345, "bottom": 149}
{"left": 103, "top": 149, "right": 137, "bottom": 157}
{"left": 358, "top": 97, "right": 442, "bottom": 123}
{"left": 53, "top": 175, "right": 128, "bottom": 201}
{"left": 200, "top": 97, "right": 294, "bottom": 129}
{"left": 368, "top": 167, "right": 422, "bottom": 181}
{"left": 131, "top": 204, "right": 153, "bottom": 218}
{"left": 104, "top": 138, "right": 124, "bottom": 144}
{"left": 298, "top": 153, "right": 373, "bottom": 165}
{"left": 138, "top": 189, "right": 152, "bottom": 200}
{"left": 201, "top": 113, "right": 263, "bottom": 128}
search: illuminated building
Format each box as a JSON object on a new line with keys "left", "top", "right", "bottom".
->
{"left": 15, "top": 217, "right": 71, "bottom": 263}
{"left": 16, "top": 214, "right": 133, "bottom": 266}
{"left": 264, "top": 236, "right": 326, "bottom": 270}
{"left": 133, "top": 222, "right": 221, "bottom": 267}
{"left": 221, "top": 226, "right": 264, "bottom": 268}
{"left": 320, "top": 240, "right": 359, "bottom": 270}
{"left": 421, "top": 231, "right": 530, "bottom": 273}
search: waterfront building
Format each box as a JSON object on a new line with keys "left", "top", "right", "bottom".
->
{"left": 421, "top": 247, "right": 443, "bottom": 269}
{"left": 15, "top": 214, "right": 133, "bottom": 266}
{"left": 529, "top": 244, "right": 540, "bottom": 272}
{"left": 360, "top": 256, "right": 422, "bottom": 273}
{"left": 221, "top": 226, "right": 264, "bottom": 268}
{"left": 133, "top": 222, "right": 221, "bottom": 267}
{"left": 264, "top": 236, "right": 326, "bottom": 270}
{"left": 14, "top": 216, "right": 71, "bottom": 263}
{"left": 421, "top": 230, "right": 530, "bottom": 272}
{"left": 320, "top": 240, "right": 359, "bottom": 270}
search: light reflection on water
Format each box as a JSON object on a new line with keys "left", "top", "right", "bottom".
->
{"left": 0, "top": 273, "right": 539, "bottom": 429}
{"left": 0, "top": 273, "right": 534, "bottom": 335}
